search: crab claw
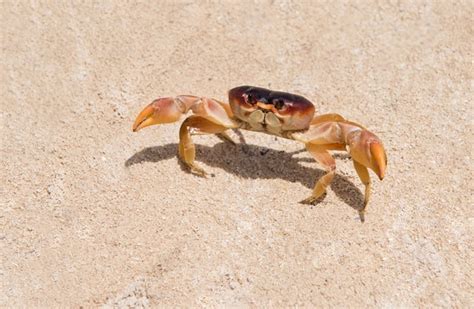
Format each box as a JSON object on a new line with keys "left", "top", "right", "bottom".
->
{"left": 132, "top": 98, "right": 184, "bottom": 132}
{"left": 348, "top": 130, "right": 387, "bottom": 180}
{"left": 370, "top": 141, "right": 387, "bottom": 180}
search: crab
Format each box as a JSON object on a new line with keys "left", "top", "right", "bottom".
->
{"left": 132, "top": 86, "right": 387, "bottom": 220}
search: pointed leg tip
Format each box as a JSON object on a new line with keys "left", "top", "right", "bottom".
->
{"left": 358, "top": 210, "right": 366, "bottom": 223}
{"left": 198, "top": 171, "right": 208, "bottom": 178}
{"left": 300, "top": 197, "right": 315, "bottom": 205}
{"left": 300, "top": 192, "right": 327, "bottom": 205}
{"left": 216, "top": 132, "right": 237, "bottom": 145}
{"left": 190, "top": 166, "right": 208, "bottom": 178}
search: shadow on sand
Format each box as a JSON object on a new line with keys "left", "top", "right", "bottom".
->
{"left": 126, "top": 142, "right": 365, "bottom": 213}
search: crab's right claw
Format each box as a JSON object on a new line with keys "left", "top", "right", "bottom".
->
{"left": 369, "top": 141, "right": 387, "bottom": 180}
{"left": 132, "top": 98, "right": 184, "bottom": 132}
{"left": 348, "top": 130, "right": 387, "bottom": 180}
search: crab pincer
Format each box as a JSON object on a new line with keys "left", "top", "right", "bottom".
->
{"left": 133, "top": 95, "right": 238, "bottom": 176}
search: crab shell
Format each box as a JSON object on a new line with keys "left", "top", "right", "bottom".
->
{"left": 228, "top": 86, "right": 315, "bottom": 132}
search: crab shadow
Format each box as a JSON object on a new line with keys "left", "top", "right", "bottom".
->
{"left": 125, "top": 142, "right": 365, "bottom": 212}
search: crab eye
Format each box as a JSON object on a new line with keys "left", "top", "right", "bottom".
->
{"left": 273, "top": 98, "right": 285, "bottom": 109}
{"left": 246, "top": 93, "right": 256, "bottom": 105}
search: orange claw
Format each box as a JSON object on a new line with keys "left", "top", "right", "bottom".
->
{"left": 370, "top": 141, "right": 387, "bottom": 180}
{"left": 132, "top": 98, "right": 184, "bottom": 132}
{"left": 132, "top": 94, "right": 238, "bottom": 177}
{"left": 344, "top": 129, "right": 387, "bottom": 180}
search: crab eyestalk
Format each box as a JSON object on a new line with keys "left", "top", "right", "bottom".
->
{"left": 347, "top": 130, "right": 387, "bottom": 180}
{"left": 132, "top": 98, "right": 184, "bottom": 132}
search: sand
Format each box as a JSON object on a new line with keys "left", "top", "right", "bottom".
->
{"left": 1, "top": 1, "right": 472, "bottom": 307}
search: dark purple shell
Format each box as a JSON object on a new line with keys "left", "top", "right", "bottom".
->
{"left": 228, "top": 85, "right": 315, "bottom": 117}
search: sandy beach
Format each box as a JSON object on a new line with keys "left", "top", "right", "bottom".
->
{"left": 1, "top": 1, "right": 472, "bottom": 307}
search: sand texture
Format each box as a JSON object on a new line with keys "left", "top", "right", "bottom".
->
{"left": 1, "top": 1, "right": 473, "bottom": 307}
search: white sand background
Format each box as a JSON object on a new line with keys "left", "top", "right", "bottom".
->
{"left": 1, "top": 1, "right": 472, "bottom": 307}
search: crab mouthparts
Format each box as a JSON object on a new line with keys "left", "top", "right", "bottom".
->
{"left": 248, "top": 109, "right": 281, "bottom": 127}
{"left": 264, "top": 111, "right": 281, "bottom": 127}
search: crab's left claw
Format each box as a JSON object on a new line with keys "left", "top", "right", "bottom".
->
{"left": 132, "top": 98, "right": 184, "bottom": 132}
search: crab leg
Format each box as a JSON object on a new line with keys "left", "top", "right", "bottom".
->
{"left": 132, "top": 96, "right": 236, "bottom": 132}
{"left": 300, "top": 144, "right": 338, "bottom": 204}
{"left": 179, "top": 115, "right": 235, "bottom": 176}
{"left": 310, "top": 113, "right": 346, "bottom": 125}
{"left": 133, "top": 95, "right": 239, "bottom": 175}
{"left": 132, "top": 95, "right": 239, "bottom": 176}
{"left": 292, "top": 114, "right": 387, "bottom": 217}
